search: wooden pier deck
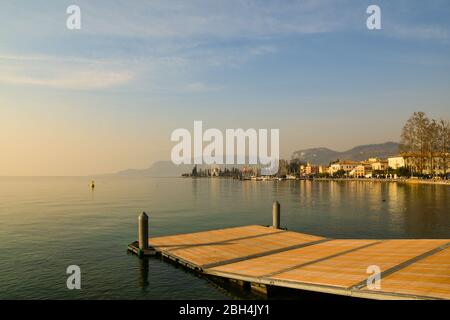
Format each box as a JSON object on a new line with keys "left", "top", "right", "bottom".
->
{"left": 146, "top": 225, "right": 450, "bottom": 300}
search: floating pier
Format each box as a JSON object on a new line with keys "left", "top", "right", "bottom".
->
{"left": 128, "top": 206, "right": 450, "bottom": 300}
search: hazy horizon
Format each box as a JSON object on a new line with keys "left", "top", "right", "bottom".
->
{"left": 2, "top": 1, "right": 450, "bottom": 176}
{"left": 0, "top": 140, "right": 401, "bottom": 177}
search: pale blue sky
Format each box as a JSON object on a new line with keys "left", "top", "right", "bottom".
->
{"left": 1, "top": 0, "right": 449, "bottom": 175}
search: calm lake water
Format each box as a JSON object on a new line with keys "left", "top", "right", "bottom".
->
{"left": 0, "top": 176, "right": 449, "bottom": 299}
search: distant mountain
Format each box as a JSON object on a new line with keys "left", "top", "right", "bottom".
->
{"left": 115, "top": 161, "right": 246, "bottom": 177}
{"left": 115, "top": 142, "right": 400, "bottom": 177}
{"left": 291, "top": 142, "right": 400, "bottom": 165}
{"left": 116, "top": 161, "right": 194, "bottom": 177}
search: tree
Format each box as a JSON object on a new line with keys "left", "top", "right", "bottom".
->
{"left": 428, "top": 120, "right": 440, "bottom": 176}
{"left": 400, "top": 112, "right": 430, "bottom": 174}
{"left": 278, "top": 159, "right": 289, "bottom": 177}
{"left": 191, "top": 165, "right": 198, "bottom": 177}
{"left": 437, "top": 119, "right": 450, "bottom": 176}
{"left": 289, "top": 158, "right": 306, "bottom": 175}
{"left": 334, "top": 169, "right": 346, "bottom": 178}
{"left": 400, "top": 112, "right": 449, "bottom": 176}
{"left": 396, "top": 166, "right": 411, "bottom": 177}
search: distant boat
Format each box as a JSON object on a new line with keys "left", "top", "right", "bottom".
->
{"left": 90, "top": 180, "right": 95, "bottom": 189}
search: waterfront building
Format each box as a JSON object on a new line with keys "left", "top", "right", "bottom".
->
{"left": 299, "top": 164, "right": 306, "bottom": 176}
{"left": 371, "top": 160, "right": 389, "bottom": 171}
{"left": 388, "top": 154, "right": 450, "bottom": 175}
{"left": 349, "top": 164, "right": 373, "bottom": 178}
{"left": 388, "top": 156, "right": 406, "bottom": 169}
{"left": 329, "top": 160, "right": 359, "bottom": 176}
{"left": 305, "top": 163, "right": 320, "bottom": 176}
{"left": 318, "top": 165, "right": 328, "bottom": 174}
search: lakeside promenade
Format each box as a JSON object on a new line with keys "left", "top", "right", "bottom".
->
{"left": 313, "top": 177, "right": 450, "bottom": 186}
{"left": 183, "top": 175, "right": 450, "bottom": 186}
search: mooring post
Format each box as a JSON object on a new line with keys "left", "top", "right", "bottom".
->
{"left": 138, "top": 212, "right": 149, "bottom": 250}
{"left": 272, "top": 201, "right": 280, "bottom": 229}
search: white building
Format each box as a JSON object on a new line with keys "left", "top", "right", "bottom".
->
{"left": 371, "top": 160, "right": 389, "bottom": 171}
{"left": 329, "top": 161, "right": 359, "bottom": 176}
{"left": 388, "top": 156, "right": 405, "bottom": 169}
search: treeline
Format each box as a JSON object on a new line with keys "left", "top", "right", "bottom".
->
{"left": 400, "top": 111, "right": 450, "bottom": 176}
{"left": 184, "top": 165, "right": 242, "bottom": 178}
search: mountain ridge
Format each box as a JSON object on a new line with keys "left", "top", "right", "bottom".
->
{"left": 114, "top": 142, "right": 400, "bottom": 177}
{"left": 292, "top": 142, "right": 400, "bottom": 165}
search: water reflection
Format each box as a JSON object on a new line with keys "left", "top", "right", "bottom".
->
{"left": 198, "top": 178, "right": 447, "bottom": 239}
{"left": 0, "top": 176, "right": 448, "bottom": 299}
{"left": 138, "top": 257, "right": 149, "bottom": 289}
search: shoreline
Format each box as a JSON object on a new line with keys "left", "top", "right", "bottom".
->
{"left": 312, "top": 177, "right": 450, "bottom": 186}
{"left": 182, "top": 176, "right": 450, "bottom": 186}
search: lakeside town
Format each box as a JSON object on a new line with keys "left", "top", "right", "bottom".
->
{"left": 183, "top": 112, "right": 450, "bottom": 184}
{"left": 183, "top": 155, "right": 449, "bottom": 183}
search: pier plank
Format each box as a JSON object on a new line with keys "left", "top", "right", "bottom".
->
{"left": 149, "top": 225, "right": 323, "bottom": 268}
{"left": 271, "top": 239, "right": 448, "bottom": 288}
{"left": 365, "top": 247, "right": 450, "bottom": 299}
{"left": 146, "top": 225, "right": 450, "bottom": 300}
{"left": 150, "top": 225, "right": 281, "bottom": 251}
{"left": 209, "top": 239, "right": 378, "bottom": 278}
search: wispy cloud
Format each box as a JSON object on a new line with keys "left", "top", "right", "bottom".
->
{"left": 0, "top": 54, "right": 133, "bottom": 90}
{"left": 0, "top": 42, "right": 277, "bottom": 92}
{"left": 0, "top": 70, "right": 132, "bottom": 90}
{"left": 0, "top": 0, "right": 357, "bottom": 93}
{"left": 0, "top": 0, "right": 350, "bottom": 40}
{"left": 1, "top": 0, "right": 449, "bottom": 93}
{"left": 390, "top": 24, "right": 450, "bottom": 41}
{"left": 76, "top": 0, "right": 347, "bottom": 39}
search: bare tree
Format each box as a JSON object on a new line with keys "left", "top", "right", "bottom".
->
{"left": 400, "top": 112, "right": 450, "bottom": 176}
{"left": 400, "top": 112, "right": 430, "bottom": 173}
{"left": 437, "top": 119, "right": 450, "bottom": 176}
{"left": 428, "top": 120, "right": 440, "bottom": 176}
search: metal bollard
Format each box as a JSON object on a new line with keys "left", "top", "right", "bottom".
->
{"left": 138, "top": 212, "right": 149, "bottom": 250}
{"left": 272, "top": 201, "right": 280, "bottom": 229}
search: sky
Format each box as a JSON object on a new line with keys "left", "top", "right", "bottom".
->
{"left": 1, "top": 0, "right": 450, "bottom": 176}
